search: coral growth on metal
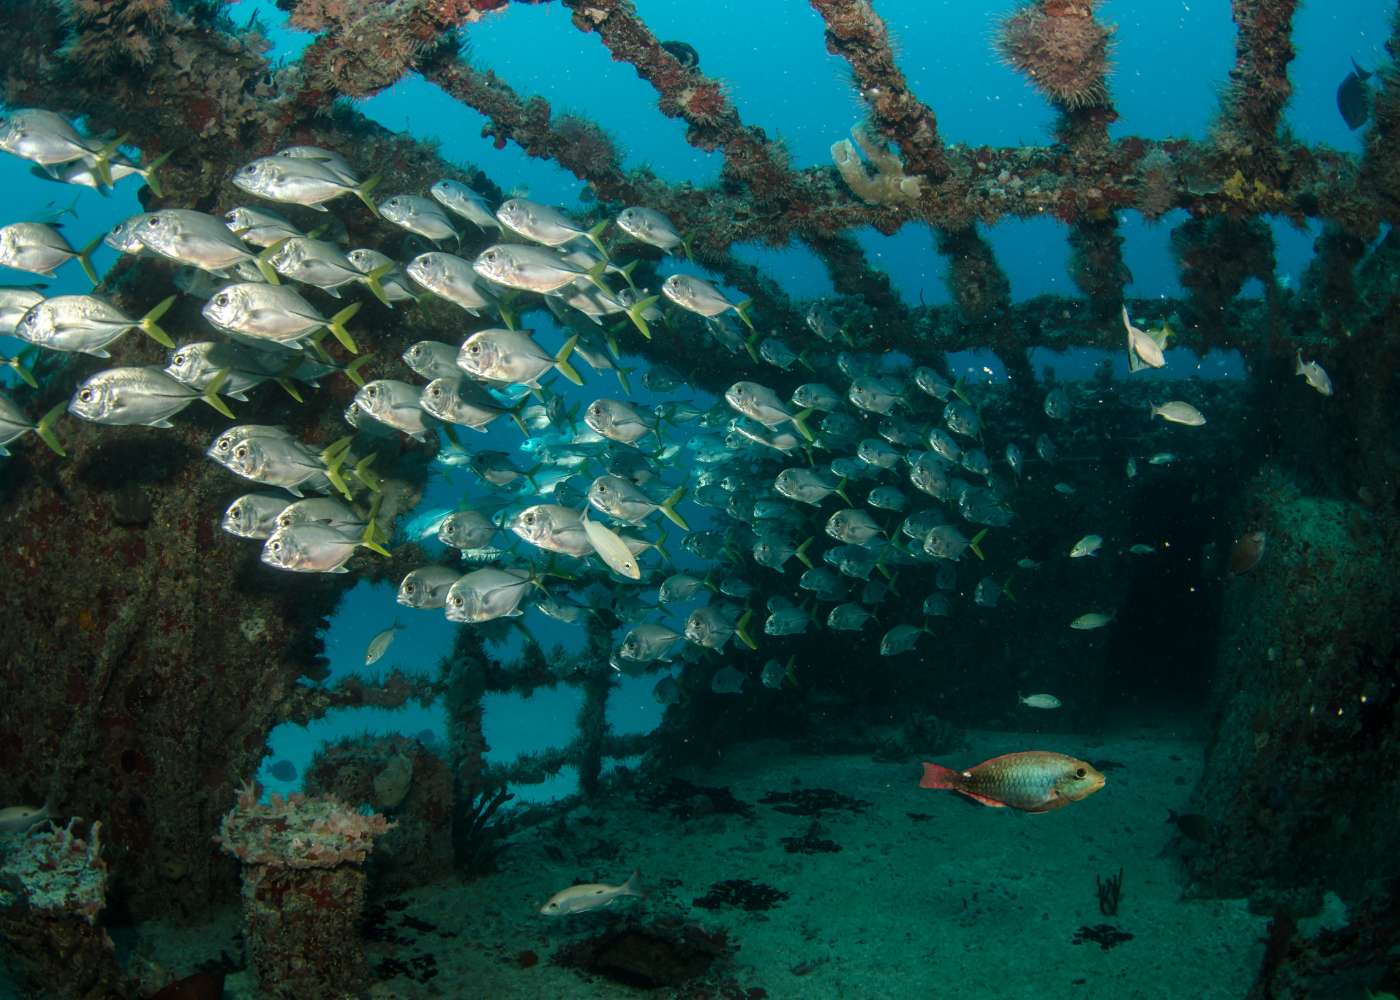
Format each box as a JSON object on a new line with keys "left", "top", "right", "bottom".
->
{"left": 217, "top": 780, "right": 393, "bottom": 869}
{"left": 0, "top": 0, "right": 1395, "bottom": 929}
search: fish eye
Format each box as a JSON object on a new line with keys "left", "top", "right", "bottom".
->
{"left": 524, "top": 513, "right": 535, "bottom": 524}
{"left": 1075, "top": 767, "right": 1087, "bottom": 778}
{"left": 79, "top": 389, "right": 92, "bottom": 401}
{"left": 367, "top": 386, "right": 377, "bottom": 396}
{"left": 235, "top": 445, "right": 247, "bottom": 459}
{"left": 270, "top": 541, "right": 281, "bottom": 552}
{"left": 468, "top": 344, "right": 480, "bottom": 355}
{"left": 450, "top": 595, "right": 462, "bottom": 607}
{"left": 403, "top": 583, "right": 415, "bottom": 594}
{"left": 430, "top": 387, "right": 441, "bottom": 398}
{"left": 173, "top": 353, "right": 185, "bottom": 365}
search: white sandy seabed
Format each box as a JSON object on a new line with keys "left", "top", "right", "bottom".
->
{"left": 142, "top": 727, "right": 1270, "bottom": 999}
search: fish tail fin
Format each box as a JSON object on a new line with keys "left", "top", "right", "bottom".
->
{"left": 360, "top": 527, "right": 391, "bottom": 558}
{"left": 614, "top": 366, "right": 633, "bottom": 396}
{"left": 139, "top": 148, "right": 174, "bottom": 198}
{"left": 798, "top": 348, "right": 816, "bottom": 374}
{"left": 136, "top": 294, "right": 177, "bottom": 348}
{"left": 617, "top": 258, "right": 639, "bottom": 290}
{"left": 795, "top": 537, "right": 814, "bottom": 570}
{"left": 734, "top": 298, "right": 755, "bottom": 332}
{"left": 253, "top": 241, "right": 282, "bottom": 285}
{"left": 735, "top": 609, "right": 758, "bottom": 651}
{"left": 742, "top": 331, "right": 761, "bottom": 364}
{"left": 440, "top": 423, "right": 460, "bottom": 448}
{"left": 343, "top": 352, "right": 373, "bottom": 388}
{"left": 884, "top": 568, "right": 900, "bottom": 595}
{"left": 652, "top": 526, "right": 672, "bottom": 567}
{"left": 554, "top": 333, "right": 583, "bottom": 386}
{"left": 524, "top": 463, "right": 542, "bottom": 491}
{"left": 659, "top": 487, "right": 689, "bottom": 531}
{"left": 1294, "top": 349, "right": 1305, "bottom": 376}
{"left": 307, "top": 330, "right": 333, "bottom": 363}
{"left": 275, "top": 377, "right": 305, "bottom": 403}
{"left": 363, "top": 262, "right": 395, "bottom": 308}
{"left": 507, "top": 397, "right": 530, "bottom": 437}
{"left": 352, "top": 453, "right": 382, "bottom": 494}
{"left": 326, "top": 302, "right": 361, "bottom": 354}
{"left": 585, "top": 220, "right": 610, "bottom": 260}
{"left": 919, "top": 761, "right": 961, "bottom": 790}
{"left": 75, "top": 233, "right": 103, "bottom": 286}
{"left": 200, "top": 368, "right": 236, "bottom": 419}
{"left": 1001, "top": 576, "right": 1016, "bottom": 602}
{"left": 355, "top": 174, "right": 382, "bottom": 217}
{"left": 496, "top": 294, "right": 517, "bottom": 330}
{"left": 681, "top": 236, "right": 693, "bottom": 262}
{"left": 969, "top": 528, "right": 988, "bottom": 561}
{"left": 784, "top": 655, "right": 799, "bottom": 688}
{"left": 584, "top": 260, "right": 614, "bottom": 298}
{"left": 791, "top": 407, "right": 815, "bottom": 442}
{"left": 6, "top": 351, "right": 39, "bottom": 389}
{"left": 35, "top": 401, "right": 66, "bottom": 457}
{"left": 626, "top": 294, "right": 658, "bottom": 340}
{"left": 834, "top": 478, "right": 851, "bottom": 505}
{"left": 90, "top": 132, "right": 127, "bottom": 188}
{"left": 622, "top": 869, "right": 644, "bottom": 897}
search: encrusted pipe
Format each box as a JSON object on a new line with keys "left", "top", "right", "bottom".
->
{"left": 1220, "top": 0, "right": 1299, "bottom": 156}
{"left": 0, "top": 820, "right": 131, "bottom": 1000}
{"left": 809, "top": 0, "right": 950, "bottom": 182}
{"left": 217, "top": 782, "right": 392, "bottom": 999}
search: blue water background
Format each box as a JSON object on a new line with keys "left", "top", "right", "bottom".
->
{"left": 0, "top": 0, "right": 1390, "bottom": 798}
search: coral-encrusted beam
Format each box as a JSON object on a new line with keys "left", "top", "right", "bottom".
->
{"left": 808, "top": 0, "right": 950, "bottom": 182}
{"left": 559, "top": 0, "right": 798, "bottom": 199}
{"left": 1223, "top": 0, "right": 1299, "bottom": 151}
{"left": 418, "top": 56, "right": 647, "bottom": 204}
{"left": 1360, "top": 2, "right": 1400, "bottom": 217}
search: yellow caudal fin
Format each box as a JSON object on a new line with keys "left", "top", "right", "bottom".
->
{"left": 790, "top": 407, "right": 815, "bottom": 443}
{"left": 355, "top": 174, "right": 382, "bottom": 217}
{"left": 34, "top": 401, "right": 66, "bottom": 457}
{"left": 199, "top": 368, "right": 236, "bottom": 419}
{"left": 139, "top": 148, "right": 174, "bottom": 198}
{"left": 75, "top": 234, "right": 102, "bottom": 286}
{"left": 553, "top": 333, "right": 583, "bottom": 386}
{"left": 137, "top": 295, "right": 177, "bottom": 348}
{"left": 89, "top": 133, "right": 127, "bottom": 189}
{"left": 253, "top": 241, "right": 282, "bottom": 285}
{"left": 794, "top": 536, "right": 814, "bottom": 569}
{"left": 733, "top": 297, "right": 755, "bottom": 332}
{"left": 585, "top": 220, "right": 610, "bottom": 260}
{"left": 343, "top": 352, "right": 373, "bottom": 388}
{"left": 325, "top": 302, "right": 361, "bottom": 354}
{"left": 617, "top": 258, "right": 639, "bottom": 290}
{"left": 275, "top": 377, "right": 305, "bottom": 403}
{"left": 969, "top": 528, "right": 988, "bottom": 561}
{"left": 658, "top": 487, "right": 689, "bottom": 531}
{"left": 735, "top": 609, "right": 758, "bottom": 651}
{"left": 362, "top": 262, "right": 394, "bottom": 308}
{"left": 625, "top": 294, "right": 658, "bottom": 341}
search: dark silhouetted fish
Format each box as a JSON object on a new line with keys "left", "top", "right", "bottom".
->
{"left": 1336, "top": 59, "right": 1372, "bottom": 130}
{"left": 1167, "top": 809, "right": 1218, "bottom": 844}
{"left": 267, "top": 759, "right": 297, "bottom": 782}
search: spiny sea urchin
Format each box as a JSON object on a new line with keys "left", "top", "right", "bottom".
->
{"left": 996, "top": 1, "right": 1113, "bottom": 111}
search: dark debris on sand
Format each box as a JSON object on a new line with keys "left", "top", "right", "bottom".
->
{"left": 637, "top": 778, "right": 756, "bottom": 819}
{"left": 694, "top": 879, "right": 790, "bottom": 912}
{"left": 1072, "top": 924, "right": 1134, "bottom": 950}
{"left": 759, "top": 788, "right": 871, "bottom": 817}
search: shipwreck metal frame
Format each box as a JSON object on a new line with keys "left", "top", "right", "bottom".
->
{"left": 0, "top": 0, "right": 1397, "bottom": 921}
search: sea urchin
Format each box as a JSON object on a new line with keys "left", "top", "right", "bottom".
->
{"left": 996, "top": 1, "right": 1113, "bottom": 111}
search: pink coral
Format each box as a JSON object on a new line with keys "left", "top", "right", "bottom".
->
{"left": 216, "top": 779, "right": 393, "bottom": 869}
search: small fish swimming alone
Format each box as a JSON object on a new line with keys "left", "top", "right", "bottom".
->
{"left": 1070, "top": 612, "right": 1114, "bottom": 630}
{"left": 1336, "top": 58, "right": 1373, "bottom": 130}
{"left": 1294, "top": 350, "right": 1333, "bottom": 397}
{"left": 540, "top": 870, "right": 643, "bottom": 916}
{"left": 1227, "top": 530, "right": 1266, "bottom": 577}
{"left": 919, "top": 751, "right": 1105, "bottom": 812}
{"left": 365, "top": 622, "right": 403, "bottom": 665}
{"left": 1151, "top": 400, "right": 1206, "bottom": 426}
{"left": 1019, "top": 693, "right": 1061, "bottom": 709}
{"left": 1069, "top": 534, "right": 1103, "bottom": 558}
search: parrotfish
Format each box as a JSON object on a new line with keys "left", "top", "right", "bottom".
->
{"left": 919, "top": 751, "right": 1105, "bottom": 812}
